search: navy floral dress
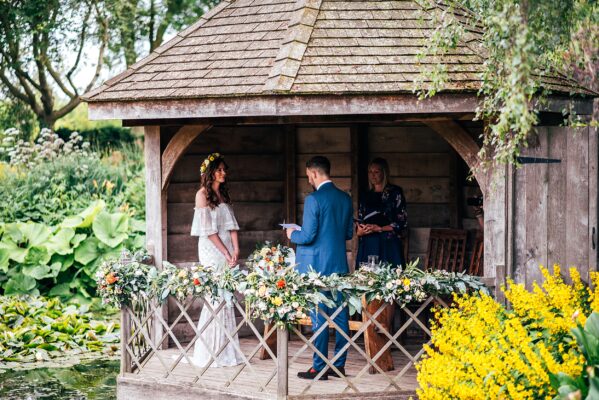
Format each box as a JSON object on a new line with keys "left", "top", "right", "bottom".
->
{"left": 356, "top": 184, "right": 408, "bottom": 268}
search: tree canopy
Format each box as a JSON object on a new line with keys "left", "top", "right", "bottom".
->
{"left": 0, "top": 0, "right": 216, "bottom": 130}
{"left": 416, "top": 0, "right": 598, "bottom": 167}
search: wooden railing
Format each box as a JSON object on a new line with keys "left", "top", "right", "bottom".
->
{"left": 119, "top": 293, "right": 448, "bottom": 399}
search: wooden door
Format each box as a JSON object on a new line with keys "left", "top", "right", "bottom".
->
{"left": 512, "top": 126, "right": 598, "bottom": 287}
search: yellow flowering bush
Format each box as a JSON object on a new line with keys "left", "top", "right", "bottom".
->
{"left": 417, "top": 265, "right": 599, "bottom": 400}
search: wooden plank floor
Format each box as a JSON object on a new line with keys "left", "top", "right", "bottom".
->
{"left": 125, "top": 337, "right": 421, "bottom": 399}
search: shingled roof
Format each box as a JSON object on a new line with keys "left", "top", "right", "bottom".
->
{"left": 82, "top": 0, "right": 592, "bottom": 103}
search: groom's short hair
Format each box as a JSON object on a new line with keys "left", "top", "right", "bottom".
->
{"left": 306, "top": 156, "right": 331, "bottom": 176}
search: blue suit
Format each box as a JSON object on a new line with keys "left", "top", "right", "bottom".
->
{"left": 291, "top": 181, "right": 353, "bottom": 371}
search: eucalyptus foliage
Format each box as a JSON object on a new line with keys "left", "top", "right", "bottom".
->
{"left": 415, "top": 0, "right": 598, "bottom": 167}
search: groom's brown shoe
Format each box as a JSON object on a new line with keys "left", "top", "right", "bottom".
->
{"left": 326, "top": 366, "right": 346, "bottom": 378}
{"left": 297, "top": 367, "right": 328, "bottom": 380}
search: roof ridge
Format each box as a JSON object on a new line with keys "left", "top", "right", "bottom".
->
{"left": 81, "top": 0, "right": 234, "bottom": 101}
{"left": 262, "top": 0, "right": 322, "bottom": 93}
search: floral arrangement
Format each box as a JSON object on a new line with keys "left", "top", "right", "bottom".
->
{"left": 199, "top": 152, "right": 221, "bottom": 175}
{"left": 246, "top": 241, "right": 293, "bottom": 273}
{"left": 324, "top": 261, "right": 490, "bottom": 315}
{"left": 157, "top": 261, "right": 244, "bottom": 306}
{"left": 95, "top": 250, "right": 155, "bottom": 308}
{"left": 239, "top": 265, "right": 333, "bottom": 328}
{"left": 417, "top": 265, "right": 597, "bottom": 400}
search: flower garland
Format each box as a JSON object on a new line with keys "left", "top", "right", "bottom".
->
{"left": 96, "top": 246, "right": 489, "bottom": 328}
{"left": 200, "top": 152, "right": 221, "bottom": 175}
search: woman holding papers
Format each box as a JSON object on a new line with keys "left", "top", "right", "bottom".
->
{"left": 356, "top": 158, "right": 408, "bottom": 268}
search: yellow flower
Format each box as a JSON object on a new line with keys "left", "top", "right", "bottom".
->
{"left": 272, "top": 297, "right": 283, "bottom": 306}
{"left": 178, "top": 270, "right": 188, "bottom": 279}
{"left": 209, "top": 156, "right": 214, "bottom": 161}
{"left": 402, "top": 278, "right": 411, "bottom": 287}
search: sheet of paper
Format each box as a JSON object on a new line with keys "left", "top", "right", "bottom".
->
{"left": 363, "top": 211, "right": 380, "bottom": 220}
{"left": 279, "top": 223, "right": 301, "bottom": 231}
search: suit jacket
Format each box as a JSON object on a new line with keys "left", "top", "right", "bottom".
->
{"left": 291, "top": 182, "right": 353, "bottom": 275}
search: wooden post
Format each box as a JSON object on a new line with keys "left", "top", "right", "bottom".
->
{"left": 120, "top": 308, "right": 132, "bottom": 375}
{"left": 144, "top": 125, "right": 166, "bottom": 348}
{"left": 276, "top": 327, "right": 288, "bottom": 400}
{"left": 285, "top": 125, "right": 297, "bottom": 243}
{"left": 350, "top": 124, "right": 368, "bottom": 271}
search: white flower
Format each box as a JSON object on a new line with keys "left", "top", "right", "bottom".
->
{"left": 385, "top": 282, "right": 394, "bottom": 290}
{"left": 292, "top": 302, "right": 299, "bottom": 308}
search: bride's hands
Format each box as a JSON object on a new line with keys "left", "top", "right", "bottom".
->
{"left": 231, "top": 248, "right": 240, "bottom": 266}
{"left": 357, "top": 223, "right": 373, "bottom": 237}
{"left": 225, "top": 251, "right": 237, "bottom": 267}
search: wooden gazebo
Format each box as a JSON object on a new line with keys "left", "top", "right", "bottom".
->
{"left": 83, "top": 0, "right": 597, "bottom": 398}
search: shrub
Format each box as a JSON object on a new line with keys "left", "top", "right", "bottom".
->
{"left": 55, "top": 126, "right": 136, "bottom": 154}
{"left": 0, "top": 200, "right": 145, "bottom": 301}
{"left": 0, "top": 128, "right": 144, "bottom": 225}
{"left": 417, "top": 266, "right": 596, "bottom": 399}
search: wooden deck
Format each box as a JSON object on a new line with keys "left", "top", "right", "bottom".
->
{"left": 117, "top": 336, "right": 421, "bottom": 399}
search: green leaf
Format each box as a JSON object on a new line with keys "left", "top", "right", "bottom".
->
{"left": 4, "top": 275, "right": 37, "bottom": 295}
{"left": 22, "top": 264, "right": 51, "bottom": 280}
{"left": 71, "top": 233, "right": 87, "bottom": 248}
{"left": 47, "top": 228, "right": 75, "bottom": 255}
{"left": 130, "top": 219, "right": 146, "bottom": 232}
{"left": 0, "top": 246, "right": 9, "bottom": 272}
{"left": 18, "top": 222, "right": 52, "bottom": 246}
{"left": 585, "top": 313, "right": 599, "bottom": 338}
{"left": 74, "top": 237, "right": 101, "bottom": 265}
{"left": 48, "top": 283, "right": 72, "bottom": 297}
{"left": 24, "top": 246, "right": 51, "bottom": 265}
{"left": 61, "top": 200, "right": 105, "bottom": 228}
{"left": 0, "top": 240, "right": 27, "bottom": 263}
{"left": 92, "top": 210, "right": 129, "bottom": 248}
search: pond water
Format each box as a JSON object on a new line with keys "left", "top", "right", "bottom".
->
{"left": 0, "top": 359, "right": 118, "bottom": 400}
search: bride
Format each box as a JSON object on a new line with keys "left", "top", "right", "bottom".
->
{"left": 189, "top": 153, "right": 244, "bottom": 368}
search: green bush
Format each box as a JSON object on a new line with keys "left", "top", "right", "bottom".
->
{"left": 0, "top": 200, "right": 145, "bottom": 301}
{"left": 55, "top": 126, "right": 136, "bottom": 153}
{"left": 0, "top": 140, "right": 145, "bottom": 225}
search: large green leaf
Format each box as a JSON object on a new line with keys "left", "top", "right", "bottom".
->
{"left": 22, "top": 264, "right": 52, "bottom": 280}
{"left": 4, "top": 223, "right": 23, "bottom": 243}
{"left": 18, "top": 222, "right": 52, "bottom": 246}
{"left": 0, "top": 240, "right": 28, "bottom": 263}
{"left": 92, "top": 210, "right": 129, "bottom": 248}
{"left": 0, "top": 247, "right": 9, "bottom": 273}
{"left": 71, "top": 233, "right": 87, "bottom": 248}
{"left": 4, "top": 275, "right": 37, "bottom": 295}
{"left": 61, "top": 200, "right": 105, "bottom": 229}
{"left": 48, "top": 283, "right": 72, "bottom": 297}
{"left": 74, "top": 237, "right": 101, "bottom": 265}
{"left": 47, "top": 228, "right": 75, "bottom": 255}
{"left": 130, "top": 219, "right": 146, "bottom": 232}
{"left": 23, "top": 246, "right": 51, "bottom": 266}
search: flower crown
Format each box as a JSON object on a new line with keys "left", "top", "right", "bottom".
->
{"left": 200, "top": 152, "right": 221, "bottom": 175}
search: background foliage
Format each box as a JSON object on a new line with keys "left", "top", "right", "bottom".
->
{"left": 416, "top": 0, "right": 598, "bottom": 167}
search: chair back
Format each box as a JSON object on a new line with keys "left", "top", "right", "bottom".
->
{"left": 424, "top": 228, "right": 467, "bottom": 272}
{"left": 468, "top": 231, "right": 484, "bottom": 276}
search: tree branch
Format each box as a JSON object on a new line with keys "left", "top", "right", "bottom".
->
{"left": 83, "top": 2, "right": 109, "bottom": 94}
{"left": 65, "top": 4, "right": 93, "bottom": 95}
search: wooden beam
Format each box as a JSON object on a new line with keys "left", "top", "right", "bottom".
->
{"left": 423, "top": 119, "right": 486, "bottom": 191}
{"left": 88, "top": 93, "right": 482, "bottom": 121}
{"left": 161, "top": 124, "right": 212, "bottom": 190}
{"left": 284, "top": 125, "right": 297, "bottom": 228}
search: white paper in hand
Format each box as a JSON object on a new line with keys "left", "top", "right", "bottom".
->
{"left": 279, "top": 223, "right": 301, "bottom": 231}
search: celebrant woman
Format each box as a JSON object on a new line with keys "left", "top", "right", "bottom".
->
{"left": 356, "top": 157, "right": 408, "bottom": 268}
{"left": 189, "top": 153, "right": 244, "bottom": 368}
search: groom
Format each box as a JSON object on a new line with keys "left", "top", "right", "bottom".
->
{"left": 286, "top": 156, "right": 353, "bottom": 380}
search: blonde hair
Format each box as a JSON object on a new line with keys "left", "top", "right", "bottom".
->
{"left": 368, "top": 158, "right": 391, "bottom": 190}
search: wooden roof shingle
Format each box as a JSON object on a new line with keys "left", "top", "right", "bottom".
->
{"left": 83, "top": 0, "right": 595, "bottom": 102}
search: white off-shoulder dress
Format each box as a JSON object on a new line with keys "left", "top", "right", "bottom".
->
{"left": 189, "top": 203, "right": 244, "bottom": 368}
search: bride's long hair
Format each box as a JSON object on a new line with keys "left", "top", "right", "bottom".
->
{"left": 200, "top": 155, "right": 231, "bottom": 209}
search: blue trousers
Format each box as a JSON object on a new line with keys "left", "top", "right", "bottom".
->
{"left": 310, "top": 294, "right": 350, "bottom": 371}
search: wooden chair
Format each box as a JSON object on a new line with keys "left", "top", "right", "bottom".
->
{"left": 468, "top": 231, "right": 484, "bottom": 276}
{"left": 424, "top": 228, "right": 468, "bottom": 272}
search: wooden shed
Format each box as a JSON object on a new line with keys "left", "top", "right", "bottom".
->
{"left": 82, "top": 0, "right": 598, "bottom": 398}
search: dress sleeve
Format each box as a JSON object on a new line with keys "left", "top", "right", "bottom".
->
{"left": 190, "top": 207, "right": 218, "bottom": 237}
{"left": 222, "top": 204, "right": 240, "bottom": 231}
{"left": 388, "top": 186, "right": 408, "bottom": 235}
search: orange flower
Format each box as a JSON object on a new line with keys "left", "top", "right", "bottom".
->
{"left": 276, "top": 279, "right": 286, "bottom": 289}
{"left": 106, "top": 273, "right": 118, "bottom": 284}
{"left": 193, "top": 278, "right": 201, "bottom": 286}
